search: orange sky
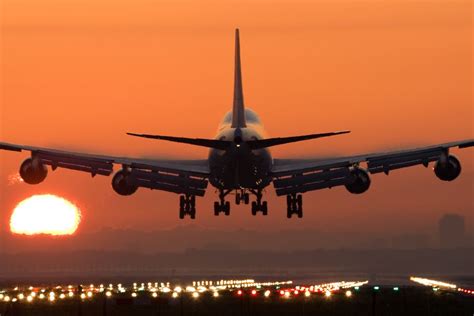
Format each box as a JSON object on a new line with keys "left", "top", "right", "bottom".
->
{"left": 0, "top": 0, "right": 472, "bottom": 234}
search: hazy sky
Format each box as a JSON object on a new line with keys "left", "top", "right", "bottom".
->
{"left": 0, "top": 0, "right": 472, "bottom": 235}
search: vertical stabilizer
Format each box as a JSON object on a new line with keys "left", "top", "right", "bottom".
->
{"left": 231, "top": 28, "right": 247, "bottom": 128}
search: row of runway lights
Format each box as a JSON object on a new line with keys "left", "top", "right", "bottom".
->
{"left": 410, "top": 276, "right": 474, "bottom": 296}
{"left": 0, "top": 280, "right": 369, "bottom": 303}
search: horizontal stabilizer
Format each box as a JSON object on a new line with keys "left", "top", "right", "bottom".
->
{"left": 127, "top": 133, "right": 231, "bottom": 150}
{"left": 247, "top": 131, "right": 350, "bottom": 149}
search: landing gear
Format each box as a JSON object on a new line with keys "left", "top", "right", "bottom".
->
{"left": 250, "top": 189, "right": 268, "bottom": 216}
{"left": 214, "top": 190, "right": 231, "bottom": 216}
{"left": 286, "top": 194, "right": 303, "bottom": 218}
{"left": 179, "top": 195, "right": 196, "bottom": 219}
{"left": 235, "top": 190, "right": 250, "bottom": 205}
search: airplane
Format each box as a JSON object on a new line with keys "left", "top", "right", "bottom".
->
{"left": 1, "top": 29, "right": 473, "bottom": 219}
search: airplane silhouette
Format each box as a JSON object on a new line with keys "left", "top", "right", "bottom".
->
{"left": 1, "top": 29, "right": 472, "bottom": 219}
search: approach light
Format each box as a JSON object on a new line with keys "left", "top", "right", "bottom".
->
{"left": 172, "top": 292, "right": 179, "bottom": 298}
{"left": 192, "top": 292, "right": 199, "bottom": 298}
{"left": 345, "top": 290, "right": 352, "bottom": 297}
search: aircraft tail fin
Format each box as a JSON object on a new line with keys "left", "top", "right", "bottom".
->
{"left": 231, "top": 28, "right": 247, "bottom": 128}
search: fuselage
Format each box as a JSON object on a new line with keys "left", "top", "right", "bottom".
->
{"left": 208, "top": 109, "right": 273, "bottom": 190}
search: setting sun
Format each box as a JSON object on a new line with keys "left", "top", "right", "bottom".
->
{"left": 10, "top": 194, "right": 81, "bottom": 236}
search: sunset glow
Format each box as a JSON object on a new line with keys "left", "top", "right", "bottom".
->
{"left": 10, "top": 195, "right": 81, "bottom": 236}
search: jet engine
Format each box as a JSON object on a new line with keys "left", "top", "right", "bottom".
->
{"left": 19, "top": 158, "right": 48, "bottom": 184}
{"left": 345, "top": 167, "right": 371, "bottom": 194}
{"left": 112, "top": 170, "right": 138, "bottom": 196}
{"left": 434, "top": 155, "right": 461, "bottom": 181}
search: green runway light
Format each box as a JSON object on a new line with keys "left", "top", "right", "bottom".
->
{"left": 354, "top": 287, "right": 360, "bottom": 291}
{"left": 393, "top": 287, "right": 399, "bottom": 291}
{"left": 373, "top": 286, "right": 380, "bottom": 291}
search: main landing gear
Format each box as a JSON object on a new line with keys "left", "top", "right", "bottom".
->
{"left": 214, "top": 189, "right": 231, "bottom": 216}
{"left": 250, "top": 189, "right": 268, "bottom": 216}
{"left": 179, "top": 194, "right": 196, "bottom": 219}
{"left": 286, "top": 194, "right": 303, "bottom": 218}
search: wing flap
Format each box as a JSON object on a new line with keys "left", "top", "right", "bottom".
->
{"left": 273, "top": 166, "right": 353, "bottom": 196}
{"left": 271, "top": 139, "right": 473, "bottom": 195}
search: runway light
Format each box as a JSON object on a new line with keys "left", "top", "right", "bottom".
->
{"left": 213, "top": 292, "right": 219, "bottom": 298}
{"left": 294, "top": 290, "right": 299, "bottom": 295}
{"left": 18, "top": 293, "right": 25, "bottom": 300}
{"left": 264, "top": 290, "right": 271, "bottom": 297}
{"left": 304, "top": 291, "right": 311, "bottom": 297}
{"left": 237, "top": 290, "right": 243, "bottom": 296}
{"left": 59, "top": 293, "right": 66, "bottom": 299}
{"left": 12, "top": 298, "right": 18, "bottom": 302}
{"left": 4, "top": 296, "right": 11, "bottom": 302}
{"left": 68, "top": 292, "right": 74, "bottom": 298}
{"left": 393, "top": 287, "right": 399, "bottom": 291}
{"left": 131, "top": 293, "right": 137, "bottom": 298}
{"left": 152, "top": 292, "right": 158, "bottom": 298}
{"left": 80, "top": 293, "right": 86, "bottom": 299}
{"left": 345, "top": 290, "right": 352, "bottom": 297}
{"left": 106, "top": 291, "right": 112, "bottom": 297}
{"left": 251, "top": 290, "right": 257, "bottom": 296}
{"left": 27, "top": 296, "right": 33, "bottom": 302}
{"left": 172, "top": 292, "right": 179, "bottom": 298}
{"left": 39, "top": 294, "right": 45, "bottom": 300}
{"left": 49, "top": 296, "right": 55, "bottom": 302}
{"left": 284, "top": 291, "right": 290, "bottom": 298}
{"left": 87, "top": 291, "right": 93, "bottom": 298}
{"left": 325, "top": 291, "right": 331, "bottom": 298}
{"left": 174, "top": 287, "right": 182, "bottom": 293}
{"left": 192, "top": 292, "right": 199, "bottom": 299}
{"left": 373, "top": 286, "right": 380, "bottom": 291}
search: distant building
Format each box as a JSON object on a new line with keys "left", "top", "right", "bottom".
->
{"left": 439, "top": 214, "right": 465, "bottom": 248}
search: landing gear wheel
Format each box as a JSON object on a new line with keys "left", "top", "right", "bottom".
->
{"left": 251, "top": 202, "right": 258, "bottom": 216}
{"left": 286, "top": 194, "right": 303, "bottom": 219}
{"left": 214, "top": 202, "right": 220, "bottom": 216}
{"left": 261, "top": 201, "right": 268, "bottom": 216}
{"left": 243, "top": 193, "right": 250, "bottom": 204}
{"left": 179, "top": 195, "right": 196, "bottom": 219}
{"left": 224, "top": 202, "right": 231, "bottom": 216}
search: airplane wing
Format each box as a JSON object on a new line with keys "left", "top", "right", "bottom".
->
{"left": 0, "top": 141, "right": 209, "bottom": 196}
{"left": 271, "top": 140, "right": 474, "bottom": 196}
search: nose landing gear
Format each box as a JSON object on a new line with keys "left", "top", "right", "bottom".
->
{"left": 235, "top": 190, "right": 250, "bottom": 205}
{"left": 179, "top": 194, "right": 196, "bottom": 219}
{"left": 286, "top": 194, "right": 303, "bottom": 218}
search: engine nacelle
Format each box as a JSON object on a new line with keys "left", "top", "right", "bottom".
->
{"left": 434, "top": 155, "right": 461, "bottom": 181}
{"left": 112, "top": 170, "right": 138, "bottom": 196}
{"left": 19, "top": 158, "right": 48, "bottom": 184}
{"left": 345, "top": 167, "right": 371, "bottom": 194}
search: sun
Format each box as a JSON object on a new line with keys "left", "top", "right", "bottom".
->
{"left": 10, "top": 194, "right": 81, "bottom": 236}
